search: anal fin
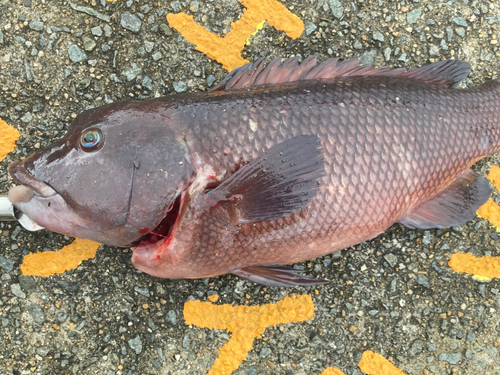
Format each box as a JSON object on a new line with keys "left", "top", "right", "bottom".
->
{"left": 399, "top": 169, "right": 491, "bottom": 230}
{"left": 232, "top": 265, "right": 329, "bottom": 287}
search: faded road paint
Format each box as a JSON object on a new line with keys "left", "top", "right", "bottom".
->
{"left": 358, "top": 351, "right": 407, "bottom": 375}
{"left": 0, "top": 118, "right": 20, "bottom": 161}
{"left": 477, "top": 166, "right": 500, "bottom": 231}
{"left": 20, "top": 238, "right": 100, "bottom": 277}
{"left": 167, "top": 0, "right": 304, "bottom": 71}
{"left": 183, "top": 294, "right": 314, "bottom": 375}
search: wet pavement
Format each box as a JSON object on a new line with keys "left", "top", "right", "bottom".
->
{"left": 1, "top": 0, "right": 500, "bottom": 374}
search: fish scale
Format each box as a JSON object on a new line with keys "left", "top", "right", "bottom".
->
{"left": 162, "top": 76, "right": 500, "bottom": 278}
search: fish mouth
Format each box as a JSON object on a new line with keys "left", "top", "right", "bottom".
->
{"left": 7, "top": 161, "right": 58, "bottom": 201}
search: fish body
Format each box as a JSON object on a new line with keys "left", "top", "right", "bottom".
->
{"left": 7, "top": 57, "right": 499, "bottom": 286}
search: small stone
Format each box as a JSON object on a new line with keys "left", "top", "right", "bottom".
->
{"left": 465, "top": 348, "right": 473, "bottom": 359}
{"left": 160, "top": 24, "right": 173, "bottom": 36}
{"left": 57, "top": 280, "right": 78, "bottom": 293}
{"left": 91, "top": 26, "right": 103, "bottom": 36}
{"left": 384, "top": 253, "right": 397, "bottom": 267}
{"left": 121, "top": 12, "right": 142, "bottom": 33}
{"left": 142, "top": 76, "right": 153, "bottom": 91}
{"left": 165, "top": 310, "right": 177, "bottom": 325}
{"left": 144, "top": 41, "right": 154, "bottom": 53}
{"left": 28, "top": 303, "right": 46, "bottom": 324}
{"left": 452, "top": 17, "right": 467, "bottom": 27}
{"left": 152, "top": 51, "right": 163, "bottom": 61}
{"left": 103, "top": 25, "right": 112, "bottom": 37}
{"left": 359, "top": 49, "right": 378, "bottom": 65}
{"left": 329, "top": 0, "right": 344, "bottom": 19}
{"left": 29, "top": 19, "right": 44, "bottom": 31}
{"left": 406, "top": 8, "right": 422, "bottom": 25}
{"left": 409, "top": 339, "right": 423, "bottom": 356}
{"left": 354, "top": 41, "right": 363, "bottom": 50}
{"left": 56, "top": 311, "right": 68, "bottom": 323}
{"left": 128, "top": 335, "right": 142, "bottom": 354}
{"left": 121, "top": 63, "right": 141, "bottom": 81}
{"left": 259, "top": 347, "right": 272, "bottom": 358}
{"left": 417, "top": 275, "right": 431, "bottom": 288}
{"left": 0, "top": 256, "right": 14, "bottom": 271}
{"left": 19, "top": 275, "right": 37, "bottom": 293}
{"left": 439, "top": 353, "right": 461, "bottom": 365}
{"left": 429, "top": 44, "right": 439, "bottom": 57}
{"left": 383, "top": 47, "right": 391, "bottom": 61}
{"left": 426, "top": 19, "right": 436, "bottom": 26}
{"left": 398, "top": 53, "right": 407, "bottom": 62}
{"left": 305, "top": 22, "right": 317, "bottom": 36}
{"left": 173, "top": 81, "right": 187, "bottom": 93}
{"left": 207, "top": 75, "right": 216, "bottom": 87}
{"left": 349, "top": 325, "right": 357, "bottom": 332}
{"left": 11, "top": 283, "right": 26, "bottom": 299}
{"left": 24, "top": 0, "right": 31, "bottom": 5}
{"left": 455, "top": 28, "right": 466, "bottom": 38}
{"left": 83, "top": 37, "right": 96, "bottom": 51}
{"left": 21, "top": 112, "right": 33, "bottom": 123}
{"left": 68, "top": 44, "right": 87, "bottom": 63}
{"left": 373, "top": 32, "right": 384, "bottom": 42}
{"left": 465, "top": 332, "right": 476, "bottom": 344}
{"left": 134, "top": 286, "right": 150, "bottom": 297}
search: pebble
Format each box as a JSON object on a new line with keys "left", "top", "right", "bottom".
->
{"left": 103, "top": 25, "right": 112, "bottom": 37}
{"left": 152, "top": 51, "right": 163, "bottom": 61}
{"left": 354, "top": 40, "right": 363, "bottom": 50}
{"left": 160, "top": 24, "right": 173, "bottom": 36}
{"left": 121, "top": 12, "right": 142, "bottom": 33}
{"left": 128, "top": 335, "right": 143, "bottom": 354}
{"left": 407, "top": 8, "right": 422, "bottom": 25}
{"left": 417, "top": 275, "right": 431, "bottom": 289}
{"left": 259, "top": 347, "right": 272, "bottom": 358}
{"left": 144, "top": 40, "right": 154, "bottom": 53}
{"left": 383, "top": 47, "right": 391, "bottom": 61}
{"left": 69, "top": 2, "right": 111, "bottom": 22}
{"left": 122, "top": 63, "right": 141, "bottom": 81}
{"left": 134, "top": 286, "right": 150, "bottom": 297}
{"left": 28, "top": 19, "right": 44, "bottom": 31}
{"left": 305, "top": 22, "right": 317, "bottom": 36}
{"left": 142, "top": 76, "right": 153, "bottom": 90}
{"left": 21, "top": 112, "right": 33, "bottom": 123}
{"left": 373, "top": 32, "right": 384, "bottom": 42}
{"left": 207, "top": 74, "right": 216, "bottom": 87}
{"left": 398, "top": 53, "right": 407, "bottom": 62}
{"left": 0, "top": 31, "right": 4, "bottom": 44}
{"left": 438, "top": 353, "right": 461, "bottom": 365}
{"left": 384, "top": 253, "right": 397, "bottom": 267}
{"left": 359, "top": 49, "right": 377, "bottom": 65}
{"left": 27, "top": 303, "right": 46, "bottom": 324}
{"left": 83, "top": 37, "right": 96, "bottom": 51}
{"left": 68, "top": 44, "right": 87, "bottom": 63}
{"left": 0, "top": 256, "right": 14, "bottom": 271}
{"left": 91, "top": 26, "right": 103, "bottom": 36}
{"left": 455, "top": 28, "right": 466, "bottom": 38}
{"left": 19, "top": 275, "right": 37, "bottom": 293}
{"left": 165, "top": 310, "right": 177, "bottom": 325}
{"left": 409, "top": 339, "right": 423, "bottom": 356}
{"left": 452, "top": 17, "right": 468, "bottom": 27}
{"left": 11, "top": 283, "right": 26, "bottom": 299}
{"left": 329, "top": 0, "right": 344, "bottom": 19}
{"left": 173, "top": 81, "right": 188, "bottom": 93}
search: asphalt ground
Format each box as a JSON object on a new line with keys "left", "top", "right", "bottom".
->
{"left": 1, "top": 0, "right": 500, "bottom": 374}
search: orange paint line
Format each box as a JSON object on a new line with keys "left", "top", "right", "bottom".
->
{"left": 358, "top": 351, "right": 407, "bottom": 375}
{"left": 448, "top": 252, "right": 500, "bottom": 279}
{"left": 184, "top": 294, "right": 314, "bottom": 375}
{"left": 321, "top": 367, "right": 347, "bottom": 375}
{"left": 167, "top": 0, "right": 304, "bottom": 71}
{"left": 0, "top": 118, "right": 20, "bottom": 161}
{"left": 21, "top": 238, "right": 100, "bottom": 277}
{"left": 477, "top": 166, "right": 500, "bottom": 230}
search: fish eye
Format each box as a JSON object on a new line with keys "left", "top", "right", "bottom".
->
{"left": 80, "top": 129, "right": 103, "bottom": 151}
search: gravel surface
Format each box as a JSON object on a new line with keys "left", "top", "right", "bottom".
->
{"left": 1, "top": 0, "right": 500, "bottom": 374}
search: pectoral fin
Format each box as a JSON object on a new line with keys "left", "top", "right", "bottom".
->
{"left": 207, "top": 135, "right": 325, "bottom": 224}
{"left": 399, "top": 170, "right": 491, "bottom": 229}
{"left": 232, "top": 265, "right": 329, "bottom": 287}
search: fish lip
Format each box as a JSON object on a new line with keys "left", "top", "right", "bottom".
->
{"left": 7, "top": 161, "right": 57, "bottom": 198}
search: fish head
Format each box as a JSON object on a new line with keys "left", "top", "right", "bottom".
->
{"left": 8, "top": 100, "right": 195, "bottom": 246}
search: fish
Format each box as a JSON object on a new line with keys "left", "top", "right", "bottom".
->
{"left": 7, "top": 56, "right": 498, "bottom": 287}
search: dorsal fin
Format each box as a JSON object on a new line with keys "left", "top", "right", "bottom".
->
{"left": 210, "top": 56, "right": 471, "bottom": 92}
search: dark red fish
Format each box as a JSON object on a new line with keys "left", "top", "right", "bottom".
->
{"left": 7, "top": 56, "right": 497, "bottom": 286}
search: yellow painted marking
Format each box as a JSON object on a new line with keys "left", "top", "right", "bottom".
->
{"left": 476, "top": 166, "right": 500, "bottom": 230}
{"left": 208, "top": 294, "right": 219, "bottom": 302}
{"left": 167, "top": 0, "right": 304, "bottom": 71}
{"left": 448, "top": 252, "right": 500, "bottom": 280}
{"left": 21, "top": 238, "right": 100, "bottom": 277}
{"left": 0, "top": 118, "right": 20, "bottom": 161}
{"left": 321, "top": 368, "right": 347, "bottom": 375}
{"left": 184, "top": 294, "right": 314, "bottom": 375}
{"left": 358, "top": 351, "right": 407, "bottom": 375}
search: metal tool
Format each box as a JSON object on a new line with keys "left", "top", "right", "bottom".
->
{"left": 0, "top": 195, "right": 44, "bottom": 231}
